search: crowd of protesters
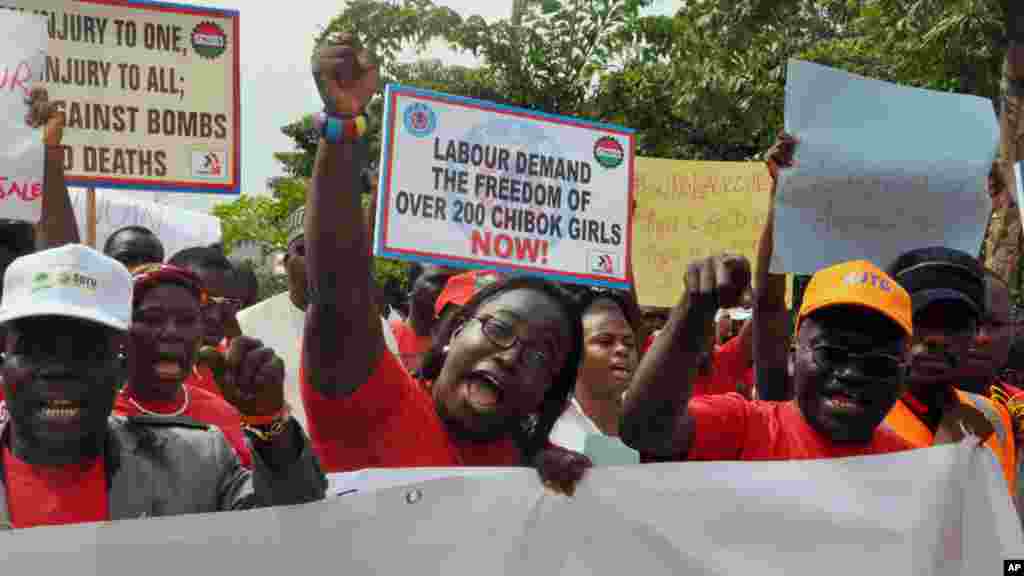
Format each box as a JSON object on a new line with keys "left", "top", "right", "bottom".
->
{"left": 0, "top": 8, "right": 1021, "bottom": 537}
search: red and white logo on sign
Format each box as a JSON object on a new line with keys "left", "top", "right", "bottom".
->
{"left": 191, "top": 149, "right": 225, "bottom": 179}
{"left": 589, "top": 251, "right": 617, "bottom": 275}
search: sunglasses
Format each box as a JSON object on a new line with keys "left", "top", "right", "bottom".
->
{"left": 805, "top": 344, "right": 904, "bottom": 379}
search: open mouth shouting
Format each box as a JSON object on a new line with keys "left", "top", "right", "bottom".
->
{"left": 464, "top": 370, "right": 506, "bottom": 412}
{"left": 154, "top": 352, "right": 187, "bottom": 381}
{"left": 822, "top": 391, "right": 865, "bottom": 415}
{"left": 609, "top": 361, "right": 633, "bottom": 382}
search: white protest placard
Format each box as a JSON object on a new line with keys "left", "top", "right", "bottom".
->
{"left": 1015, "top": 162, "right": 1024, "bottom": 227}
{"left": 772, "top": 60, "right": 997, "bottom": 275}
{"left": 66, "top": 188, "right": 221, "bottom": 259}
{"left": 1, "top": 441, "right": 1020, "bottom": 575}
{"left": 0, "top": 1, "right": 240, "bottom": 194}
{"left": 0, "top": 12, "right": 46, "bottom": 223}
{"left": 375, "top": 85, "right": 634, "bottom": 289}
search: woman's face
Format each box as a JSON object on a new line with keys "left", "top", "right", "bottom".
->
{"left": 129, "top": 284, "right": 203, "bottom": 394}
{"left": 576, "top": 300, "right": 637, "bottom": 401}
{"left": 432, "top": 288, "right": 572, "bottom": 442}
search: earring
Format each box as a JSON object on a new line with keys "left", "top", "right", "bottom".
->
{"left": 442, "top": 345, "right": 450, "bottom": 354}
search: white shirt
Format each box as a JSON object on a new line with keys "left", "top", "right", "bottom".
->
{"left": 549, "top": 397, "right": 604, "bottom": 453}
{"left": 237, "top": 293, "right": 399, "bottom": 429}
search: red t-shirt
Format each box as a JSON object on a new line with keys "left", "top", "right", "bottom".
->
{"left": 686, "top": 393, "right": 912, "bottom": 461}
{"left": 3, "top": 444, "right": 108, "bottom": 528}
{"left": 388, "top": 319, "right": 432, "bottom": 374}
{"left": 114, "top": 384, "right": 252, "bottom": 468}
{"left": 642, "top": 332, "right": 753, "bottom": 397}
{"left": 301, "top": 348, "right": 521, "bottom": 473}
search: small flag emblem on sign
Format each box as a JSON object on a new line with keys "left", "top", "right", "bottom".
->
{"left": 589, "top": 251, "right": 617, "bottom": 275}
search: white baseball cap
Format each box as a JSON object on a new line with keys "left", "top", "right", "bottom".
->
{"left": 0, "top": 244, "right": 132, "bottom": 331}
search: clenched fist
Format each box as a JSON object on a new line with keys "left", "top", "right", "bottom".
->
{"left": 684, "top": 255, "right": 751, "bottom": 313}
{"left": 24, "top": 86, "right": 64, "bottom": 147}
{"left": 197, "top": 336, "right": 285, "bottom": 417}
{"left": 311, "top": 32, "right": 379, "bottom": 116}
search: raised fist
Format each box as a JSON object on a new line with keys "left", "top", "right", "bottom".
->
{"left": 764, "top": 132, "right": 797, "bottom": 182}
{"left": 197, "top": 337, "right": 285, "bottom": 417}
{"left": 24, "top": 86, "right": 65, "bottom": 147}
{"left": 684, "top": 254, "right": 751, "bottom": 313}
{"left": 311, "top": 32, "right": 379, "bottom": 116}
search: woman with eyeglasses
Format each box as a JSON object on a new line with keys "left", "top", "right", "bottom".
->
{"left": 299, "top": 33, "right": 591, "bottom": 495}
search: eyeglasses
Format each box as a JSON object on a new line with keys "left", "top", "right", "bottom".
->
{"left": 202, "top": 296, "right": 244, "bottom": 315}
{"left": 806, "top": 344, "right": 904, "bottom": 379}
{"left": 473, "top": 315, "right": 552, "bottom": 373}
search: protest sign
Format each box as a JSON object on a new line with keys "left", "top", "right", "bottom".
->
{"left": 0, "top": 0, "right": 240, "bottom": 194}
{"left": 66, "top": 188, "right": 221, "bottom": 258}
{"left": 632, "top": 158, "right": 772, "bottom": 307}
{"left": 1016, "top": 162, "right": 1024, "bottom": 229}
{"left": 772, "top": 60, "right": 996, "bottom": 275}
{"left": 0, "top": 12, "right": 46, "bottom": 223}
{"left": 2, "top": 441, "right": 1020, "bottom": 575}
{"left": 374, "top": 84, "right": 634, "bottom": 289}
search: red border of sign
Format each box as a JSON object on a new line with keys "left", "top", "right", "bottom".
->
{"left": 56, "top": 0, "right": 240, "bottom": 194}
{"left": 379, "top": 86, "right": 635, "bottom": 286}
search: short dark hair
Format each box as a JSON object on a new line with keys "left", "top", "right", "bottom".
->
{"left": 576, "top": 288, "right": 642, "bottom": 340}
{"left": 233, "top": 261, "right": 260, "bottom": 307}
{"left": 168, "top": 246, "right": 233, "bottom": 273}
{"left": 103, "top": 225, "right": 162, "bottom": 256}
{"left": 0, "top": 222, "right": 35, "bottom": 260}
{"left": 419, "top": 276, "right": 583, "bottom": 463}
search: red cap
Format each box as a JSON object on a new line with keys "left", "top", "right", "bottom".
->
{"left": 435, "top": 270, "right": 502, "bottom": 317}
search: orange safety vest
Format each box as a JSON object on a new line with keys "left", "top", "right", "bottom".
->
{"left": 884, "top": 389, "right": 1016, "bottom": 494}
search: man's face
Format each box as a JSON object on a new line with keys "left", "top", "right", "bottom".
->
{"left": 106, "top": 231, "right": 163, "bottom": 270}
{"left": 2, "top": 316, "right": 121, "bottom": 464}
{"left": 130, "top": 283, "right": 204, "bottom": 393}
{"left": 192, "top": 266, "right": 237, "bottom": 347}
{"left": 907, "top": 300, "right": 977, "bottom": 388}
{"left": 433, "top": 288, "right": 571, "bottom": 442}
{"left": 285, "top": 238, "right": 306, "bottom": 311}
{"left": 794, "top": 307, "right": 907, "bottom": 444}
{"left": 960, "top": 278, "right": 1012, "bottom": 392}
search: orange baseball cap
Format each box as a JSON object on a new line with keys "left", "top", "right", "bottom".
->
{"left": 798, "top": 260, "right": 912, "bottom": 338}
{"left": 434, "top": 270, "right": 503, "bottom": 317}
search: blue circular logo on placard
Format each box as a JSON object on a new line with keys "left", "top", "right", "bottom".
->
{"left": 404, "top": 103, "right": 437, "bottom": 137}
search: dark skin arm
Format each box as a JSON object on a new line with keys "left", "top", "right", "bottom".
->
{"left": 26, "top": 88, "right": 79, "bottom": 249}
{"left": 753, "top": 134, "right": 797, "bottom": 400}
{"left": 620, "top": 255, "right": 750, "bottom": 458}
{"left": 303, "top": 37, "right": 384, "bottom": 398}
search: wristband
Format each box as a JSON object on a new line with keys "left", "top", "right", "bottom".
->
{"left": 315, "top": 112, "right": 367, "bottom": 143}
{"left": 240, "top": 403, "right": 290, "bottom": 427}
{"left": 244, "top": 417, "right": 290, "bottom": 442}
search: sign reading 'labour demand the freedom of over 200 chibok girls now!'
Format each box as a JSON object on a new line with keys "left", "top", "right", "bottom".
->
{"left": 374, "top": 84, "right": 635, "bottom": 290}
{"left": 0, "top": 0, "right": 240, "bottom": 195}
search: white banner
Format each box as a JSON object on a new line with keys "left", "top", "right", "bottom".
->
{"left": 68, "top": 188, "right": 220, "bottom": 257}
{"left": 374, "top": 84, "right": 634, "bottom": 289}
{"left": 1, "top": 440, "right": 1020, "bottom": 575}
{"left": 0, "top": 0, "right": 240, "bottom": 194}
{"left": 0, "top": 12, "right": 46, "bottom": 223}
{"left": 772, "top": 60, "right": 996, "bottom": 275}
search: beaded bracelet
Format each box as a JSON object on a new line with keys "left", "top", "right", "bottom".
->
{"left": 314, "top": 111, "right": 367, "bottom": 143}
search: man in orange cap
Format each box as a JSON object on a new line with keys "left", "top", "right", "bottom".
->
{"left": 622, "top": 255, "right": 915, "bottom": 461}
{"left": 622, "top": 134, "right": 915, "bottom": 461}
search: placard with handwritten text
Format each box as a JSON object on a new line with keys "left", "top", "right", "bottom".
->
{"left": 0, "top": 0, "right": 239, "bottom": 194}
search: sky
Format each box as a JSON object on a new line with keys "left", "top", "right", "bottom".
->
{"left": 134, "top": 0, "right": 679, "bottom": 215}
